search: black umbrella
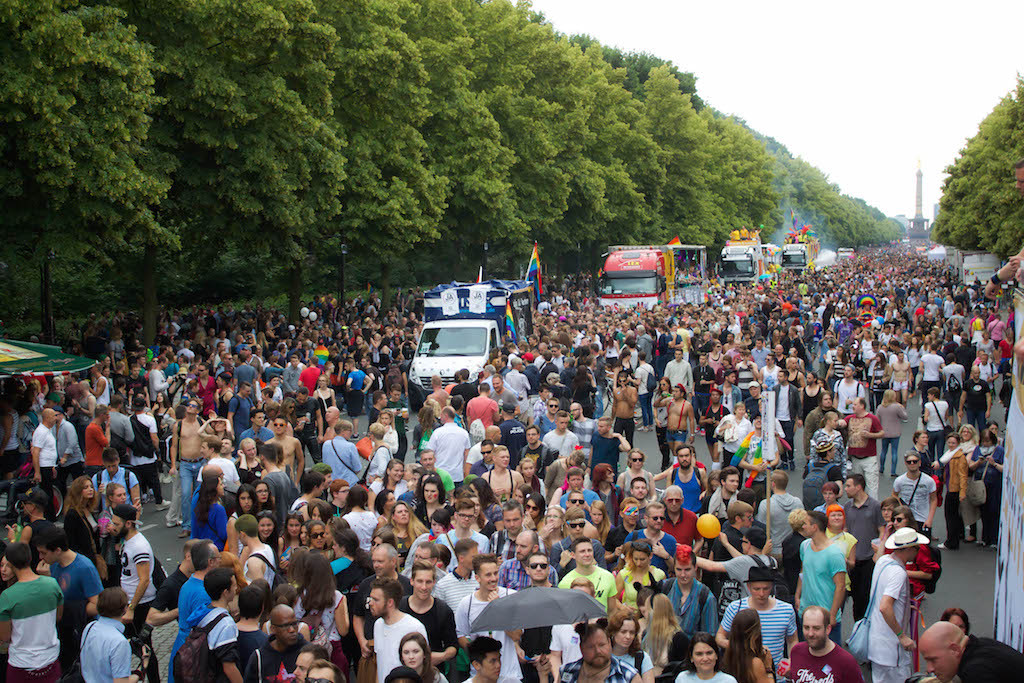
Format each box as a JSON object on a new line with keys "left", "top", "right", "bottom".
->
{"left": 470, "top": 587, "right": 606, "bottom": 632}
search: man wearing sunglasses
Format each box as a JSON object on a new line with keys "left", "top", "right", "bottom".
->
{"left": 550, "top": 508, "right": 607, "bottom": 576}
{"left": 892, "top": 450, "right": 938, "bottom": 536}
{"left": 623, "top": 501, "right": 676, "bottom": 573}
{"left": 499, "top": 532, "right": 557, "bottom": 591}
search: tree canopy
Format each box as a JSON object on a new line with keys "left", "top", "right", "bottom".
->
{"left": 0, "top": 0, "right": 897, "bottom": 340}
{"left": 933, "top": 76, "right": 1024, "bottom": 257}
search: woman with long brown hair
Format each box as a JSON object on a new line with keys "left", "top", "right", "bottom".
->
{"left": 721, "top": 608, "right": 773, "bottom": 683}
{"left": 383, "top": 501, "right": 427, "bottom": 568}
{"left": 63, "top": 476, "right": 102, "bottom": 572}
{"left": 295, "top": 552, "right": 350, "bottom": 671}
{"left": 399, "top": 632, "right": 447, "bottom": 683}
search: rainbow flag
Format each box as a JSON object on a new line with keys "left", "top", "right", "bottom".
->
{"left": 729, "top": 431, "right": 755, "bottom": 468}
{"left": 527, "top": 242, "right": 543, "bottom": 303}
{"left": 667, "top": 236, "right": 682, "bottom": 246}
{"left": 505, "top": 300, "right": 517, "bottom": 341}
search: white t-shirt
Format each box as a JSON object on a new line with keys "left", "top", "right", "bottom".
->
{"left": 924, "top": 400, "right": 950, "bottom": 432}
{"left": 129, "top": 412, "right": 158, "bottom": 466}
{"left": 296, "top": 590, "right": 344, "bottom": 642}
{"left": 893, "top": 473, "right": 937, "bottom": 524}
{"left": 196, "top": 456, "right": 240, "bottom": 488}
{"left": 920, "top": 353, "right": 944, "bottom": 382}
{"left": 550, "top": 623, "right": 582, "bottom": 671}
{"left": 833, "top": 379, "right": 864, "bottom": 415}
{"left": 542, "top": 429, "right": 580, "bottom": 458}
{"left": 374, "top": 614, "right": 427, "bottom": 683}
{"left": 867, "top": 555, "right": 909, "bottom": 667}
{"left": 455, "top": 588, "right": 522, "bottom": 682}
{"left": 244, "top": 544, "right": 277, "bottom": 586}
{"left": 426, "top": 423, "right": 471, "bottom": 483}
{"left": 369, "top": 479, "right": 409, "bottom": 499}
{"left": 120, "top": 532, "right": 156, "bottom": 604}
{"left": 31, "top": 424, "right": 58, "bottom": 467}
{"left": 343, "top": 509, "right": 379, "bottom": 551}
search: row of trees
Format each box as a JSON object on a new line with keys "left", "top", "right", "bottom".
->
{"left": 933, "top": 76, "right": 1024, "bottom": 256}
{"left": 1, "top": 0, "right": 897, "bottom": 343}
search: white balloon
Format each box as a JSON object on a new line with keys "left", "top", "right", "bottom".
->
{"left": 308, "top": 312, "right": 317, "bottom": 322}
{"left": 300, "top": 307, "right": 310, "bottom": 318}
{"left": 288, "top": 324, "right": 296, "bottom": 332}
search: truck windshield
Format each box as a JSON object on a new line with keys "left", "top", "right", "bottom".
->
{"left": 721, "top": 259, "right": 754, "bottom": 276}
{"left": 416, "top": 326, "right": 488, "bottom": 357}
{"left": 782, "top": 253, "right": 805, "bottom": 267}
{"left": 599, "top": 275, "right": 658, "bottom": 295}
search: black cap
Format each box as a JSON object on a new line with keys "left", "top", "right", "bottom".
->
{"left": 17, "top": 488, "right": 48, "bottom": 509}
{"left": 744, "top": 527, "right": 767, "bottom": 549}
{"left": 133, "top": 396, "right": 148, "bottom": 411}
{"left": 501, "top": 402, "right": 517, "bottom": 413}
{"left": 112, "top": 503, "right": 138, "bottom": 521}
{"left": 384, "top": 668, "right": 422, "bottom": 683}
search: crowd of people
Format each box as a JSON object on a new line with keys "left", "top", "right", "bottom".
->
{"left": 2, "top": 233, "right": 1024, "bottom": 683}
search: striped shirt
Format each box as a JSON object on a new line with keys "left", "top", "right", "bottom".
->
{"left": 434, "top": 570, "right": 479, "bottom": 611}
{"left": 721, "top": 597, "right": 796, "bottom": 669}
{"left": 0, "top": 577, "right": 63, "bottom": 669}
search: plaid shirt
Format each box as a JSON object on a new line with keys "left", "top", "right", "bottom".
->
{"left": 561, "top": 655, "right": 638, "bottom": 683}
{"left": 572, "top": 417, "right": 596, "bottom": 454}
{"left": 498, "top": 558, "right": 557, "bottom": 591}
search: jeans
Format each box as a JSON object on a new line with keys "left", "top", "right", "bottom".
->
{"left": 595, "top": 389, "right": 604, "bottom": 419}
{"left": 944, "top": 488, "right": 963, "bottom": 549}
{"left": 693, "top": 392, "right": 709, "bottom": 419}
{"left": 639, "top": 392, "right": 653, "bottom": 427}
{"left": 927, "top": 430, "right": 945, "bottom": 468}
{"left": 779, "top": 419, "right": 796, "bottom": 466}
{"left": 879, "top": 437, "right": 901, "bottom": 475}
{"left": 178, "top": 459, "right": 206, "bottom": 532}
{"left": 56, "top": 461, "right": 84, "bottom": 499}
{"left": 965, "top": 407, "right": 986, "bottom": 435}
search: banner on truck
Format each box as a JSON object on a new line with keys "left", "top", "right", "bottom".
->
{"left": 994, "top": 289, "right": 1024, "bottom": 648}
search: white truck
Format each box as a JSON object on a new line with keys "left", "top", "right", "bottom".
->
{"left": 408, "top": 280, "right": 533, "bottom": 390}
{"left": 960, "top": 251, "right": 1000, "bottom": 286}
{"left": 719, "top": 243, "right": 763, "bottom": 283}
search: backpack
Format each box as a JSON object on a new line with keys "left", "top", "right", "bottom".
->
{"left": 251, "top": 553, "right": 285, "bottom": 591}
{"left": 717, "top": 578, "right": 744, "bottom": 621}
{"left": 129, "top": 415, "right": 156, "bottom": 459}
{"left": 750, "top": 555, "right": 793, "bottom": 606}
{"left": 946, "top": 372, "right": 962, "bottom": 393}
{"left": 152, "top": 556, "right": 167, "bottom": 590}
{"left": 108, "top": 429, "right": 130, "bottom": 463}
{"left": 172, "top": 612, "right": 229, "bottom": 683}
{"left": 644, "top": 365, "right": 657, "bottom": 393}
{"left": 923, "top": 544, "right": 942, "bottom": 594}
{"left": 802, "top": 460, "right": 831, "bottom": 510}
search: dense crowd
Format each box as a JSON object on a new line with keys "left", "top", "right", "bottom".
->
{"left": 2, "top": 242, "right": 1024, "bottom": 683}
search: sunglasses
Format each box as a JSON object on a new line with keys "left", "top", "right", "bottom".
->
{"left": 630, "top": 457, "right": 644, "bottom": 463}
{"left": 648, "top": 515, "right": 665, "bottom": 521}
{"left": 311, "top": 532, "right": 326, "bottom": 539}
{"left": 548, "top": 403, "right": 559, "bottom": 408}
{"left": 480, "top": 449, "right": 492, "bottom": 455}
{"left": 569, "top": 499, "right": 585, "bottom": 505}
{"left": 525, "top": 503, "right": 539, "bottom": 510}
{"left": 567, "top": 521, "right": 586, "bottom": 529}
{"left": 529, "top": 562, "right": 549, "bottom": 570}
{"left": 905, "top": 459, "right": 920, "bottom": 465}
{"left": 893, "top": 516, "right": 905, "bottom": 522}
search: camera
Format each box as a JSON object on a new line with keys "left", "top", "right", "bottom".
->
{"left": 129, "top": 623, "right": 153, "bottom": 658}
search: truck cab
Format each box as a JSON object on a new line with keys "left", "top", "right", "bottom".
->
{"left": 408, "top": 319, "right": 500, "bottom": 388}
{"left": 782, "top": 244, "right": 807, "bottom": 270}
{"left": 719, "top": 245, "right": 759, "bottom": 283}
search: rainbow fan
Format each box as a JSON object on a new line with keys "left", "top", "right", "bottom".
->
{"left": 314, "top": 344, "right": 329, "bottom": 365}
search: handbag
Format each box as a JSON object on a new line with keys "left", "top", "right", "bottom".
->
{"left": 847, "top": 562, "right": 895, "bottom": 663}
{"left": 966, "top": 461, "right": 989, "bottom": 507}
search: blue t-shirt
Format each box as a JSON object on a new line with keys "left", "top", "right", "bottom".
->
{"left": 624, "top": 529, "right": 677, "bottom": 572}
{"left": 348, "top": 369, "right": 367, "bottom": 392}
{"left": 50, "top": 553, "right": 103, "bottom": 604}
{"left": 590, "top": 434, "right": 621, "bottom": 474}
{"left": 228, "top": 395, "right": 254, "bottom": 439}
{"left": 170, "top": 576, "right": 212, "bottom": 680}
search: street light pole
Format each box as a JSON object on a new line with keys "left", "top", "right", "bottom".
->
{"left": 482, "top": 241, "right": 489, "bottom": 281}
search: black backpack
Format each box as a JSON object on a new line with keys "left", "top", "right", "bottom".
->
{"left": 172, "top": 612, "right": 229, "bottom": 683}
{"left": 129, "top": 415, "right": 156, "bottom": 459}
{"left": 924, "top": 544, "right": 942, "bottom": 594}
{"left": 802, "top": 460, "right": 831, "bottom": 510}
{"left": 946, "top": 372, "right": 962, "bottom": 393}
{"left": 750, "top": 555, "right": 794, "bottom": 606}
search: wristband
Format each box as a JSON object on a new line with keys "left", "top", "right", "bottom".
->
{"left": 895, "top": 629, "right": 904, "bottom": 638}
{"left": 991, "top": 273, "right": 1002, "bottom": 285}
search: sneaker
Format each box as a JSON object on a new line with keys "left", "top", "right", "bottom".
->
{"left": 177, "top": 529, "right": 190, "bottom": 538}
{"left": 154, "top": 502, "right": 170, "bottom": 511}
{"left": 165, "top": 521, "right": 179, "bottom": 528}
{"left": 937, "top": 543, "right": 957, "bottom": 550}
{"left": 977, "top": 541, "right": 987, "bottom": 548}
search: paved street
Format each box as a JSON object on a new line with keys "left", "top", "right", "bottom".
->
{"left": 137, "top": 389, "right": 999, "bottom": 674}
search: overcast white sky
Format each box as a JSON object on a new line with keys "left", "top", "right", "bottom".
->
{"left": 529, "top": 0, "right": 1023, "bottom": 219}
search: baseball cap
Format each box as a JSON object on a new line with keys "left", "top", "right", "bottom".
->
{"left": 501, "top": 402, "right": 517, "bottom": 413}
{"left": 112, "top": 503, "right": 138, "bottom": 521}
{"left": 17, "top": 488, "right": 49, "bottom": 509}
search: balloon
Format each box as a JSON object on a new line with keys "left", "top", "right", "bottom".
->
{"left": 300, "top": 307, "right": 310, "bottom": 318}
{"left": 308, "top": 312, "right": 317, "bottom": 322}
{"left": 696, "top": 514, "right": 721, "bottom": 539}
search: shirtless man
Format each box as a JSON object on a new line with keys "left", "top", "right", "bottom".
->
{"left": 612, "top": 371, "right": 639, "bottom": 448}
{"left": 666, "top": 383, "right": 696, "bottom": 455}
{"left": 170, "top": 398, "right": 205, "bottom": 538}
{"left": 428, "top": 375, "right": 450, "bottom": 410}
{"left": 890, "top": 349, "right": 911, "bottom": 405}
{"left": 322, "top": 406, "right": 342, "bottom": 441}
{"left": 269, "top": 416, "right": 305, "bottom": 484}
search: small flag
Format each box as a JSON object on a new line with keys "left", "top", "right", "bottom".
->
{"left": 527, "top": 242, "right": 543, "bottom": 303}
{"left": 505, "top": 300, "right": 517, "bottom": 341}
{"left": 667, "top": 236, "right": 682, "bottom": 246}
{"left": 477, "top": 266, "right": 483, "bottom": 283}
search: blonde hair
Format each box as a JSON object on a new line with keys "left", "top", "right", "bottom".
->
{"left": 643, "top": 593, "right": 682, "bottom": 669}
{"left": 589, "top": 500, "right": 611, "bottom": 542}
{"left": 881, "top": 389, "right": 897, "bottom": 407}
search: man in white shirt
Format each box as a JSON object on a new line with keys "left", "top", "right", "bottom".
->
{"left": 541, "top": 410, "right": 579, "bottom": 457}
{"left": 868, "top": 527, "right": 927, "bottom": 683}
{"left": 148, "top": 356, "right": 170, "bottom": 402}
{"left": 129, "top": 397, "right": 168, "bottom": 510}
{"left": 371, "top": 577, "right": 428, "bottom": 683}
{"left": 664, "top": 348, "right": 694, "bottom": 397}
{"left": 919, "top": 345, "right": 945, "bottom": 413}
{"left": 30, "top": 408, "right": 59, "bottom": 518}
{"left": 455, "top": 555, "right": 522, "bottom": 683}
{"left": 892, "top": 451, "right": 938, "bottom": 535}
{"left": 427, "top": 407, "right": 471, "bottom": 487}
{"left": 504, "top": 358, "right": 532, "bottom": 414}
{"left": 833, "top": 365, "right": 865, "bottom": 416}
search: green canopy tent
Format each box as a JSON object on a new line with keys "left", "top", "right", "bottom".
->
{"left": 0, "top": 340, "right": 96, "bottom": 379}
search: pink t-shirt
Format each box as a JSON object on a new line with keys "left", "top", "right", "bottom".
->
{"left": 466, "top": 396, "right": 498, "bottom": 428}
{"left": 988, "top": 318, "right": 1006, "bottom": 341}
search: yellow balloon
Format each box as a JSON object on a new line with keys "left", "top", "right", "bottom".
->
{"left": 696, "top": 513, "right": 721, "bottom": 539}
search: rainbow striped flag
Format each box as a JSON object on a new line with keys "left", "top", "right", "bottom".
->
{"left": 505, "top": 300, "right": 517, "bottom": 341}
{"left": 729, "top": 431, "right": 754, "bottom": 468}
{"left": 667, "top": 236, "right": 682, "bottom": 246}
{"left": 527, "top": 242, "right": 542, "bottom": 303}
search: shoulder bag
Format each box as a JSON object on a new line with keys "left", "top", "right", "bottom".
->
{"left": 847, "top": 562, "right": 895, "bottom": 663}
{"left": 966, "top": 460, "right": 989, "bottom": 507}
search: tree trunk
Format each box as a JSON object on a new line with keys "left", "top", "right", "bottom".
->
{"left": 142, "top": 243, "right": 157, "bottom": 346}
{"left": 288, "top": 262, "right": 302, "bottom": 321}
{"left": 380, "top": 260, "right": 392, "bottom": 313}
{"left": 40, "top": 256, "right": 54, "bottom": 344}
